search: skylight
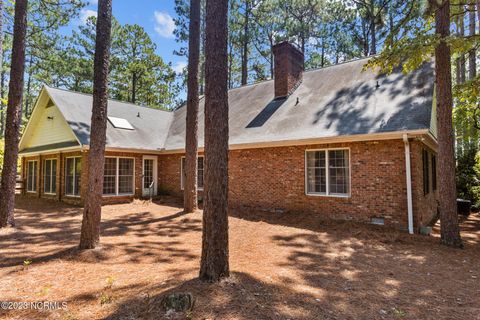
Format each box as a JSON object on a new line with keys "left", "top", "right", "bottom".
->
{"left": 108, "top": 116, "right": 134, "bottom": 130}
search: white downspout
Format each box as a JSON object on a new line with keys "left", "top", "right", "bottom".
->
{"left": 403, "top": 134, "right": 414, "bottom": 234}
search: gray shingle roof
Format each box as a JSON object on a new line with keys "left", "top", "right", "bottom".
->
{"left": 45, "top": 57, "right": 434, "bottom": 152}
{"left": 166, "top": 58, "right": 434, "bottom": 150}
{"left": 46, "top": 86, "right": 173, "bottom": 150}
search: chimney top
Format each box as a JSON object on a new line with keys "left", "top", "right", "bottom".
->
{"left": 273, "top": 41, "right": 304, "bottom": 99}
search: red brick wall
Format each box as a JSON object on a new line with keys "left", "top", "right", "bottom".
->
{"left": 20, "top": 138, "right": 438, "bottom": 232}
{"left": 411, "top": 140, "right": 439, "bottom": 228}
{"left": 156, "top": 139, "right": 438, "bottom": 231}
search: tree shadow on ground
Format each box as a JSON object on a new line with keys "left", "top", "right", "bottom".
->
{"left": 1, "top": 197, "right": 201, "bottom": 269}
{"left": 103, "top": 272, "right": 332, "bottom": 320}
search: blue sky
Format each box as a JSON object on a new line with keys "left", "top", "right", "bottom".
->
{"left": 76, "top": 0, "right": 187, "bottom": 74}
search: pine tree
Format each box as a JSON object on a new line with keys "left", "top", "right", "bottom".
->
{"left": 184, "top": 0, "right": 201, "bottom": 213}
{"left": 431, "top": 0, "right": 463, "bottom": 248}
{"left": 0, "top": 0, "right": 28, "bottom": 228}
{"left": 79, "top": 0, "right": 113, "bottom": 249}
{"left": 199, "top": 0, "right": 230, "bottom": 282}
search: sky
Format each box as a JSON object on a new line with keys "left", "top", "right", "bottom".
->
{"left": 74, "top": 0, "right": 187, "bottom": 74}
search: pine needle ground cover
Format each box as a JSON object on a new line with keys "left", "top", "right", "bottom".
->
{"left": 0, "top": 197, "right": 479, "bottom": 319}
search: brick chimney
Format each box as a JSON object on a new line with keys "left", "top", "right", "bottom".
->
{"left": 273, "top": 41, "right": 304, "bottom": 99}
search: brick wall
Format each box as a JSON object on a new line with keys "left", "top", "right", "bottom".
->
{"left": 157, "top": 139, "right": 438, "bottom": 231}
{"left": 410, "top": 140, "right": 439, "bottom": 228}
{"left": 20, "top": 138, "right": 438, "bottom": 232}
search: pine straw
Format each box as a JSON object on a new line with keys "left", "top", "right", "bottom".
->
{"left": 0, "top": 197, "right": 479, "bottom": 320}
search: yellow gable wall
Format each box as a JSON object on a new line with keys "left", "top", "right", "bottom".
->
{"left": 20, "top": 89, "right": 78, "bottom": 150}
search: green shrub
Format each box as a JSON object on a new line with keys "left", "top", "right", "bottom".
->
{"left": 456, "top": 144, "right": 480, "bottom": 208}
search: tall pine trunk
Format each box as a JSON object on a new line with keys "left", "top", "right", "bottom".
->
{"left": 468, "top": 1, "right": 476, "bottom": 80}
{"left": 79, "top": 0, "right": 112, "bottom": 249}
{"left": 0, "top": 0, "right": 27, "bottom": 228}
{"left": 0, "top": 0, "right": 4, "bottom": 138}
{"left": 433, "top": 0, "right": 463, "bottom": 248}
{"left": 241, "top": 0, "right": 249, "bottom": 86}
{"left": 184, "top": 0, "right": 201, "bottom": 213}
{"left": 199, "top": 0, "right": 229, "bottom": 282}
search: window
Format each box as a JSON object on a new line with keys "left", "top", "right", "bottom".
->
{"left": 422, "top": 149, "right": 429, "bottom": 195}
{"left": 65, "top": 157, "right": 82, "bottom": 196}
{"left": 306, "top": 149, "right": 350, "bottom": 196}
{"left": 102, "top": 157, "right": 134, "bottom": 196}
{"left": 432, "top": 154, "right": 437, "bottom": 191}
{"left": 27, "top": 160, "right": 38, "bottom": 192}
{"left": 44, "top": 159, "right": 57, "bottom": 194}
{"left": 181, "top": 156, "right": 204, "bottom": 190}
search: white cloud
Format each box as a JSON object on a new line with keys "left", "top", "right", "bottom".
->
{"left": 79, "top": 9, "right": 97, "bottom": 25}
{"left": 90, "top": 0, "right": 98, "bottom": 5}
{"left": 173, "top": 61, "right": 187, "bottom": 74}
{"left": 153, "top": 11, "right": 175, "bottom": 38}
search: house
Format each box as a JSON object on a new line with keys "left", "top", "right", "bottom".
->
{"left": 18, "top": 42, "right": 438, "bottom": 234}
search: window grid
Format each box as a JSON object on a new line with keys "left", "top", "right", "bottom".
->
{"left": 306, "top": 149, "right": 350, "bottom": 197}
{"left": 65, "top": 157, "right": 82, "bottom": 196}
{"left": 44, "top": 159, "right": 57, "bottom": 194}
{"left": 143, "top": 159, "right": 154, "bottom": 189}
{"left": 103, "top": 158, "right": 117, "bottom": 195}
{"left": 27, "top": 161, "right": 38, "bottom": 192}
{"left": 181, "top": 157, "right": 204, "bottom": 190}
{"left": 103, "top": 157, "right": 134, "bottom": 196}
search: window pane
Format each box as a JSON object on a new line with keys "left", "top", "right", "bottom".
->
{"left": 27, "top": 161, "right": 37, "bottom": 192}
{"left": 118, "top": 158, "right": 134, "bottom": 194}
{"left": 66, "top": 157, "right": 81, "bottom": 196}
{"left": 143, "top": 159, "right": 154, "bottom": 189}
{"left": 51, "top": 160, "right": 57, "bottom": 194}
{"left": 306, "top": 151, "right": 326, "bottom": 194}
{"left": 44, "top": 160, "right": 52, "bottom": 193}
{"left": 103, "top": 158, "right": 117, "bottom": 195}
{"left": 65, "top": 158, "right": 75, "bottom": 195}
{"left": 328, "top": 150, "right": 349, "bottom": 195}
{"left": 74, "top": 158, "right": 82, "bottom": 196}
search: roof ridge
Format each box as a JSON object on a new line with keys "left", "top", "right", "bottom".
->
{"left": 45, "top": 85, "right": 173, "bottom": 113}
{"left": 226, "top": 55, "right": 375, "bottom": 92}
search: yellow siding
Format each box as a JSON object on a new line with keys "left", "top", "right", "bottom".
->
{"left": 21, "top": 91, "right": 78, "bottom": 149}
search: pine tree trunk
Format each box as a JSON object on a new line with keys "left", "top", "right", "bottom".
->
{"left": 199, "top": 0, "right": 229, "bottom": 282}
{"left": 184, "top": 0, "right": 201, "bottom": 213}
{"left": 432, "top": 0, "right": 463, "bottom": 248}
{"left": 468, "top": 1, "right": 476, "bottom": 80}
{"left": 0, "top": 70, "right": 4, "bottom": 137}
{"left": 79, "top": 0, "right": 112, "bottom": 249}
{"left": 241, "top": 0, "right": 249, "bottom": 86}
{"left": 0, "top": 0, "right": 4, "bottom": 138}
{"left": 0, "top": 0, "right": 27, "bottom": 228}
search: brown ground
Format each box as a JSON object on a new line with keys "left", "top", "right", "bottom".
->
{"left": 0, "top": 197, "right": 479, "bottom": 320}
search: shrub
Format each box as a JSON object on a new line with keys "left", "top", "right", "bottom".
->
{"left": 456, "top": 144, "right": 480, "bottom": 208}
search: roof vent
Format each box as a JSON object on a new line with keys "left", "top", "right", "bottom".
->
{"left": 108, "top": 116, "right": 134, "bottom": 130}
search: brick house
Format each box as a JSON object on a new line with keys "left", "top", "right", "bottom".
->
{"left": 18, "top": 42, "right": 438, "bottom": 233}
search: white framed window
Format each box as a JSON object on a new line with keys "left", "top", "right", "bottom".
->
{"left": 181, "top": 156, "right": 204, "bottom": 190}
{"left": 65, "top": 157, "right": 82, "bottom": 196}
{"left": 305, "top": 148, "right": 350, "bottom": 197}
{"left": 27, "top": 160, "right": 38, "bottom": 192}
{"left": 44, "top": 159, "right": 57, "bottom": 194}
{"left": 102, "top": 157, "right": 135, "bottom": 196}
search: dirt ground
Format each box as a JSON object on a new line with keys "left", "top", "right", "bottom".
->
{"left": 0, "top": 197, "right": 479, "bottom": 320}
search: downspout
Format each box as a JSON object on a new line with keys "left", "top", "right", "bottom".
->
{"left": 403, "top": 134, "right": 414, "bottom": 234}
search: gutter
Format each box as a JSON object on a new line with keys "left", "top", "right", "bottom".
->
{"left": 403, "top": 134, "right": 414, "bottom": 234}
